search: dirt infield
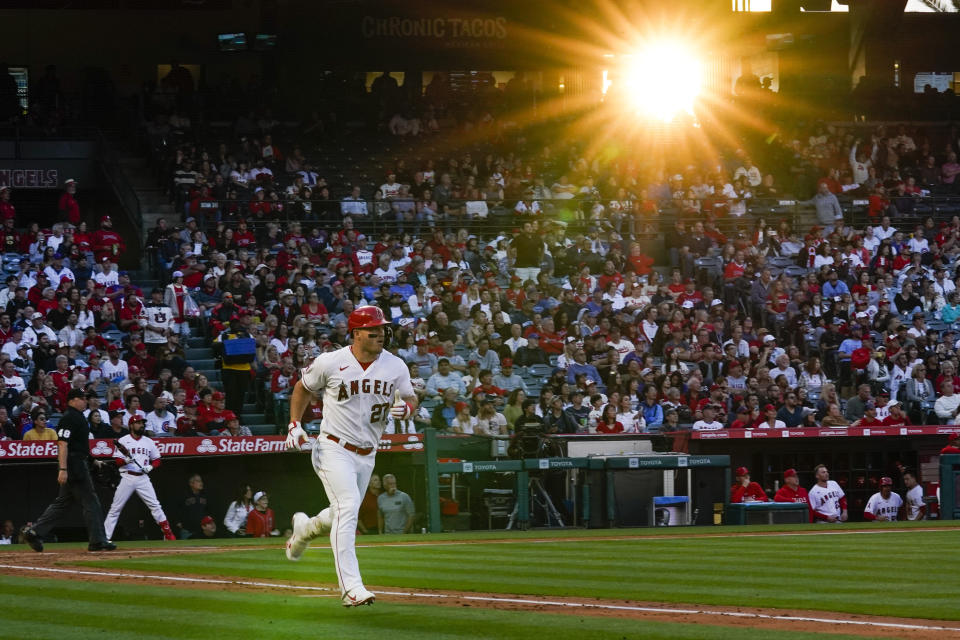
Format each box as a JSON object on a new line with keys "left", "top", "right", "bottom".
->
{"left": 1, "top": 544, "right": 958, "bottom": 639}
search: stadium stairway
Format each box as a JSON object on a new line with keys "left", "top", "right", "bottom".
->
{"left": 116, "top": 151, "right": 175, "bottom": 243}
{"left": 185, "top": 335, "right": 277, "bottom": 436}
{"left": 127, "top": 270, "right": 277, "bottom": 436}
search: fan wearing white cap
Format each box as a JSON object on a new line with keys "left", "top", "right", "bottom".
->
{"left": 244, "top": 491, "right": 279, "bottom": 537}
{"left": 273, "top": 288, "right": 298, "bottom": 325}
{"left": 23, "top": 312, "right": 57, "bottom": 346}
{"left": 164, "top": 270, "right": 196, "bottom": 338}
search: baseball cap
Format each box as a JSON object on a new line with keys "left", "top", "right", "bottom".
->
{"left": 455, "top": 401, "right": 469, "bottom": 412}
{"left": 128, "top": 415, "right": 145, "bottom": 424}
{"left": 66, "top": 388, "right": 86, "bottom": 401}
{"left": 864, "top": 401, "right": 876, "bottom": 411}
{"left": 880, "top": 477, "right": 893, "bottom": 486}
{"left": 172, "top": 270, "right": 184, "bottom": 278}
{"left": 30, "top": 312, "right": 42, "bottom": 320}
{"left": 223, "top": 411, "right": 238, "bottom": 421}
{"left": 885, "top": 399, "right": 901, "bottom": 409}
{"left": 764, "top": 403, "right": 776, "bottom": 412}
{"left": 783, "top": 468, "right": 798, "bottom": 479}
{"left": 201, "top": 516, "right": 215, "bottom": 526}
{"left": 735, "top": 466, "right": 749, "bottom": 477}
{"left": 212, "top": 391, "right": 225, "bottom": 400}
{"left": 502, "top": 358, "right": 513, "bottom": 367}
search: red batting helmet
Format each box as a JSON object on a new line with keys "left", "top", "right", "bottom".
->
{"left": 348, "top": 306, "right": 389, "bottom": 332}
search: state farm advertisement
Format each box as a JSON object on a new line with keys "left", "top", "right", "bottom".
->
{"left": 0, "top": 434, "right": 424, "bottom": 460}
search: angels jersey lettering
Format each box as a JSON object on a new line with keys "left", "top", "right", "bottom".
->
{"left": 808, "top": 481, "right": 845, "bottom": 520}
{"left": 113, "top": 433, "right": 160, "bottom": 472}
{"left": 864, "top": 492, "right": 903, "bottom": 520}
{"left": 300, "top": 346, "right": 414, "bottom": 448}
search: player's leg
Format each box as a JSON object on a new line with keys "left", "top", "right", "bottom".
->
{"left": 135, "top": 478, "right": 176, "bottom": 540}
{"left": 103, "top": 476, "right": 135, "bottom": 540}
{"left": 314, "top": 438, "right": 372, "bottom": 595}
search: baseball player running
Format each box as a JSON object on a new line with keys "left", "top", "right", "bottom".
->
{"left": 284, "top": 306, "right": 417, "bottom": 607}
{"left": 103, "top": 415, "right": 176, "bottom": 541}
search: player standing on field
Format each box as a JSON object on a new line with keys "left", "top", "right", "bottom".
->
{"left": 863, "top": 476, "right": 904, "bottom": 522}
{"left": 284, "top": 306, "right": 417, "bottom": 607}
{"left": 808, "top": 464, "right": 848, "bottom": 523}
{"left": 103, "top": 415, "right": 176, "bottom": 541}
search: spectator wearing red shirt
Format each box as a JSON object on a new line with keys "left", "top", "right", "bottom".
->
{"left": 595, "top": 404, "right": 623, "bottom": 434}
{"left": 730, "top": 466, "right": 768, "bottom": 503}
{"left": 129, "top": 343, "right": 158, "bottom": 380}
{"left": 881, "top": 400, "right": 911, "bottom": 426}
{"left": 596, "top": 261, "right": 624, "bottom": 293}
{"left": 244, "top": 492, "right": 276, "bottom": 538}
{"left": 233, "top": 219, "right": 256, "bottom": 248}
{"left": 92, "top": 215, "right": 126, "bottom": 263}
{"left": 0, "top": 186, "right": 14, "bottom": 222}
{"left": 58, "top": 179, "right": 80, "bottom": 225}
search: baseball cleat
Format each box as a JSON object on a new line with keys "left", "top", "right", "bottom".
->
{"left": 342, "top": 586, "right": 376, "bottom": 607}
{"left": 20, "top": 527, "right": 42, "bottom": 552}
{"left": 88, "top": 541, "right": 117, "bottom": 552}
{"left": 286, "top": 512, "right": 310, "bottom": 562}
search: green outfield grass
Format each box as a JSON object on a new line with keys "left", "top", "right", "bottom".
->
{"left": 0, "top": 574, "right": 884, "bottom": 640}
{"left": 66, "top": 522, "right": 960, "bottom": 621}
{"left": 1, "top": 523, "right": 958, "bottom": 639}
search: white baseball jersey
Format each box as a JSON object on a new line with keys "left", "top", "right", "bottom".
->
{"left": 300, "top": 346, "right": 414, "bottom": 448}
{"left": 905, "top": 484, "right": 925, "bottom": 520}
{"left": 113, "top": 433, "right": 160, "bottom": 472}
{"left": 122, "top": 409, "right": 146, "bottom": 426}
{"left": 808, "top": 480, "right": 845, "bottom": 520}
{"left": 143, "top": 305, "right": 173, "bottom": 344}
{"left": 101, "top": 358, "right": 129, "bottom": 383}
{"left": 864, "top": 491, "right": 903, "bottom": 521}
{"left": 145, "top": 410, "right": 177, "bottom": 437}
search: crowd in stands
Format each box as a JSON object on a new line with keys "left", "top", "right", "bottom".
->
{"left": 10, "top": 64, "right": 960, "bottom": 445}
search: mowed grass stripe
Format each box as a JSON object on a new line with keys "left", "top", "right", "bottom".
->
{"left": 0, "top": 575, "right": 880, "bottom": 640}
{"left": 77, "top": 530, "right": 960, "bottom": 620}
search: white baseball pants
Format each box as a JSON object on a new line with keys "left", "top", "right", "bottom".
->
{"left": 310, "top": 436, "right": 376, "bottom": 595}
{"left": 104, "top": 472, "right": 168, "bottom": 540}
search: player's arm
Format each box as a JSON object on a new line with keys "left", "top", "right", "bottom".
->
{"left": 377, "top": 510, "right": 385, "bottom": 535}
{"left": 403, "top": 496, "right": 415, "bottom": 534}
{"left": 838, "top": 496, "right": 848, "bottom": 522}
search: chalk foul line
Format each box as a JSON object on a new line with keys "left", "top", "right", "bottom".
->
{"left": 1, "top": 563, "right": 958, "bottom": 633}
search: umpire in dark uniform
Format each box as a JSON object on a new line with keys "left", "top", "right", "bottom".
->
{"left": 21, "top": 388, "right": 116, "bottom": 552}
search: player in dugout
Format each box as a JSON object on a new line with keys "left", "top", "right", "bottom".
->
{"left": 730, "top": 466, "right": 768, "bottom": 503}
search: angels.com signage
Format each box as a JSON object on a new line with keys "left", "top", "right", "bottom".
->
{"left": 360, "top": 15, "right": 508, "bottom": 42}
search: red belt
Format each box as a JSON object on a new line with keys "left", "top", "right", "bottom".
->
{"left": 326, "top": 434, "right": 375, "bottom": 456}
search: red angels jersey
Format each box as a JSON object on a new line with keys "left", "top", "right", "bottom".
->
{"left": 300, "top": 346, "right": 414, "bottom": 448}
{"left": 112, "top": 433, "right": 160, "bottom": 472}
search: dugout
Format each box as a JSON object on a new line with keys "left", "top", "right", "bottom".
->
{"left": 688, "top": 431, "right": 943, "bottom": 521}
{"left": 423, "top": 429, "right": 731, "bottom": 531}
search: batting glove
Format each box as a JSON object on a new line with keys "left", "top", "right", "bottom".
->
{"left": 389, "top": 400, "right": 413, "bottom": 420}
{"left": 285, "top": 421, "right": 308, "bottom": 450}
{"left": 143, "top": 465, "right": 152, "bottom": 474}
{"left": 123, "top": 456, "right": 133, "bottom": 465}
